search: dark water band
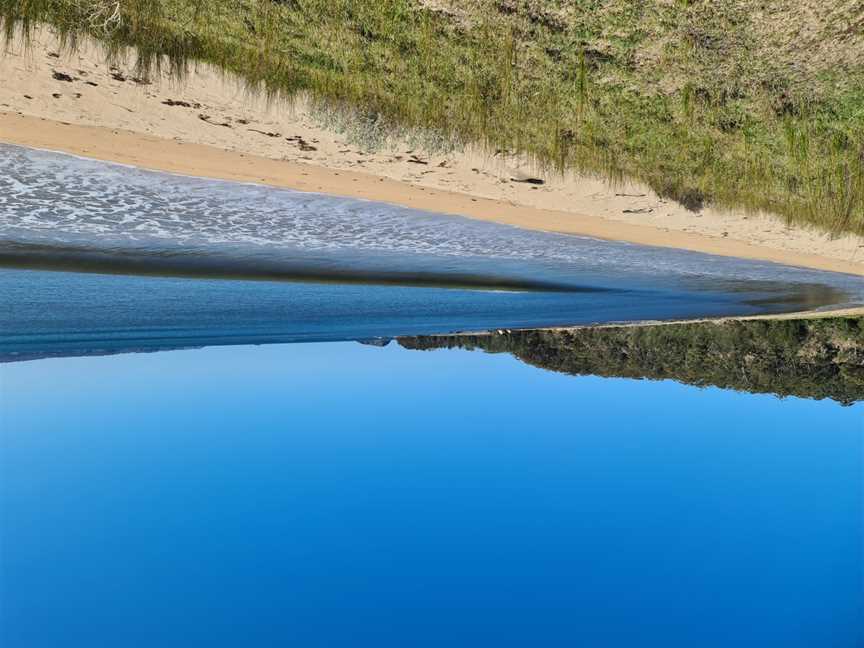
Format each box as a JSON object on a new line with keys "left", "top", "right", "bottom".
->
{"left": 0, "top": 240, "right": 618, "bottom": 293}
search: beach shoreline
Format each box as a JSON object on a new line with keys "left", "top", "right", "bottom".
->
{"left": 3, "top": 111, "right": 864, "bottom": 278}
{"left": 1, "top": 28, "right": 863, "bottom": 277}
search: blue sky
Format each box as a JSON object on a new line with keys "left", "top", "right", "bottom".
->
{"left": 1, "top": 343, "right": 862, "bottom": 647}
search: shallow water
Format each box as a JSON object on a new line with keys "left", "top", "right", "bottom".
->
{"left": 1, "top": 342, "right": 862, "bottom": 647}
{"left": 0, "top": 267, "right": 856, "bottom": 361}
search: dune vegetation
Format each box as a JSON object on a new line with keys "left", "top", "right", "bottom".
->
{"left": 2, "top": 0, "right": 864, "bottom": 235}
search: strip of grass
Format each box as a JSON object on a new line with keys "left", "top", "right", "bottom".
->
{"left": 3, "top": 0, "right": 864, "bottom": 235}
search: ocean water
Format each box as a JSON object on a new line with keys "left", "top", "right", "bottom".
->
{"left": 1, "top": 342, "right": 862, "bottom": 647}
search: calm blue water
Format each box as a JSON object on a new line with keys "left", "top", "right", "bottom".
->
{"left": 0, "top": 267, "right": 859, "bottom": 361}
{"left": 1, "top": 342, "right": 862, "bottom": 647}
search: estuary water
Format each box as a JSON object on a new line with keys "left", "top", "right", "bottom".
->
{"left": 1, "top": 143, "right": 863, "bottom": 359}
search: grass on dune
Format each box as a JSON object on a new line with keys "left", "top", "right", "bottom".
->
{"left": 2, "top": 0, "right": 864, "bottom": 236}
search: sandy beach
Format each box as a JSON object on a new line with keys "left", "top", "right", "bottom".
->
{"left": 2, "top": 27, "right": 864, "bottom": 277}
